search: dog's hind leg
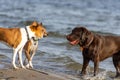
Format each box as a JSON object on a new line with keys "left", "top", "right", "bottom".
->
{"left": 18, "top": 47, "right": 26, "bottom": 69}
{"left": 12, "top": 49, "right": 19, "bottom": 69}
{"left": 113, "top": 53, "right": 120, "bottom": 77}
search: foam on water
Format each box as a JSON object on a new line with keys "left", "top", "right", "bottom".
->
{"left": 82, "top": 71, "right": 108, "bottom": 80}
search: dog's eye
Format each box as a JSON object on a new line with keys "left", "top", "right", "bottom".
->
{"left": 77, "top": 34, "right": 80, "bottom": 37}
{"left": 75, "top": 33, "right": 79, "bottom": 36}
{"left": 41, "top": 29, "right": 44, "bottom": 32}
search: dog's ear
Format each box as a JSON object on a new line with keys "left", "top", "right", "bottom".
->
{"left": 86, "top": 30, "right": 91, "bottom": 36}
{"left": 79, "top": 27, "right": 88, "bottom": 39}
{"left": 79, "top": 27, "right": 88, "bottom": 36}
{"left": 32, "top": 21, "right": 38, "bottom": 27}
{"left": 80, "top": 27, "right": 93, "bottom": 46}
{"left": 30, "top": 21, "right": 39, "bottom": 31}
{"left": 40, "top": 22, "right": 43, "bottom": 26}
{"left": 85, "top": 31, "right": 94, "bottom": 47}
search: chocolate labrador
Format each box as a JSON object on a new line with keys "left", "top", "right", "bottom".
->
{"left": 66, "top": 27, "right": 120, "bottom": 77}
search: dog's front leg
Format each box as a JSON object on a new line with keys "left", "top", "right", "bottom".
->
{"left": 29, "top": 50, "right": 36, "bottom": 68}
{"left": 81, "top": 57, "right": 90, "bottom": 76}
{"left": 18, "top": 48, "right": 26, "bottom": 69}
{"left": 94, "top": 56, "right": 99, "bottom": 76}
{"left": 24, "top": 49, "right": 31, "bottom": 68}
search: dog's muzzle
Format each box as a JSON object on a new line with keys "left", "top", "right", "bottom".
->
{"left": 43, "top": 33, "right": 48, "bottom": 37}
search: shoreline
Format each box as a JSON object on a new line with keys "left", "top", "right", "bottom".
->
{"left": 0, "top": 69, "right": 79, "bottom": 80}
{"left": 0, "top": 68, "right": 63, "bottom": 80}
{"left": 0, "top": 59, "right": 80, "bottom": 80}
{"left": 0, "top": 68, "right": 80, "bottom": 80}
{"left": 0, "top": 54, "right": 119, "bottom": 80}
{"left": 0, "top": 63, "right": 119, "bottom": 80}
{"left": 0, "top": 68, "right": 118, "bottom": 80}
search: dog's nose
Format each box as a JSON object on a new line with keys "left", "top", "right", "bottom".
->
{"left": 43, "top": 33, "right": 48, "bottom": 37}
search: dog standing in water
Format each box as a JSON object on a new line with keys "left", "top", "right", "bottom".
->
{"left": 67, "top": 27, "right": 120, "bottom": 77}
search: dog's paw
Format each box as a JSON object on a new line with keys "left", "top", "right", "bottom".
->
{"left": 25, "top": 64, "right": 29, "bottom": 68}
{"left": 26, "top": 64, "right": 33, "bottom": 69}
{"left": 29, "top": 65, "right": 33, "bottom": 69}
{"left": 13, "top": 67, "right": 19, "bottom": 70}
{"left": 29, "top": 61, "right": 33, "bottom": 69}
{"left": 21, "top": 66, "right": 26, "bottom": 69}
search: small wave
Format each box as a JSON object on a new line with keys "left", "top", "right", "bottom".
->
{"left": 48, "top": 56, "right": 75, "bottom": 63}
{"left": 48, "top": 31, "right": 65, "bottom": 38}
{"left": 0, "top": 13, "right": 22, "bottom": 19}
{"left": 81, "top": 71, "right": 108, "bottom": 80}
{"left": 92, "top": 31, "right": 117, "bottom": 36}
{"left": 16, "top": 21, "right": 51, "bottom": 29}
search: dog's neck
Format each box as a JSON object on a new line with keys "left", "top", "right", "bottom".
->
{"left": 25, "top": 27, "right": 30, "bottom": 40}
{"left": 31, "top": 37, "right": 38, "bottom": 45}
{"left": 86, "top": 35, "right": 94, "bottom": 48}
{"left": 25, "top": 26, "right": 35, "bottom": 40}
{"left": 32, "top": 37, "right": 39, "bottom": 41}
{"left": 79, "top": 35, "right": 94, "bottom": 49}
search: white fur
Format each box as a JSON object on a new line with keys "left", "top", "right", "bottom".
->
{"left": 12, "top": 26, "right": 36, "bottom": 69}
{"left": 12, "top": 28, "right": 27, "bottom": 69}
{"left": 26, "top": 61, "right": 33, "bottom": 68}
{"left": 26, "top": 26, "right": 36, "bottom": 38}
{"left": 12, "top": 49, "right": 18, "bottom": 69}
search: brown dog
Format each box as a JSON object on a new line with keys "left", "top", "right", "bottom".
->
{"left": 66, "top": 27, "right": 120, "bottom": 77}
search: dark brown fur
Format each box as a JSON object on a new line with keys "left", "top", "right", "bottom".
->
{"left": 66, "top": 27, "right": 120, "bottom": 77}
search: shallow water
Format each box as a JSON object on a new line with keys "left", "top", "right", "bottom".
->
{"left": 0, "top": 0, "right": 120, "bottom": 79}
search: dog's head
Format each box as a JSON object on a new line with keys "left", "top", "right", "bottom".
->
{"left": 30, "top": 21, "right": 48, "bottom": 39}
{"left": 66, "top": 27, "right": 94, "bottom": 47}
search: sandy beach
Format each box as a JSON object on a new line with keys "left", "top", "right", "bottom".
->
{"left": 0, "top": 60, "right": 80, "bottom": 80}
{"left": 0, "top": 69, "right": 63, "bottom": 80}
{"left": 0, "top": 68, "right": 81, "bottom": 80}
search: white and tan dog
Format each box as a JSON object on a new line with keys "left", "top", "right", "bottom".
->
{"left": 23, "top": 24, "right": 47, "bottom": 68}
{"left": 0, "top": 21, "right": 47, "bottom": 69}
